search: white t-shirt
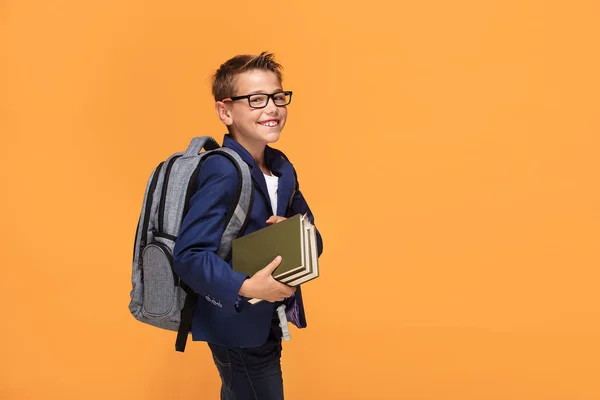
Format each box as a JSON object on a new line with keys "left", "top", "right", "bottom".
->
{"left": 263, "top": 172, "right": 279, "bottom": 215}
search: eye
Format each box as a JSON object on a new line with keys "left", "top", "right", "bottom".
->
{"left": 250, "top": 95, "right": 266, "bottom": 104}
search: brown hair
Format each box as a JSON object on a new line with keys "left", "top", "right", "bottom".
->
{"left": 211, "top": 51, "right": 283, "bottom": 101}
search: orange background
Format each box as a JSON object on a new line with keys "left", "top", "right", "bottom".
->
{"left": 1, "top": 0, "right": 599, "bottom": 399}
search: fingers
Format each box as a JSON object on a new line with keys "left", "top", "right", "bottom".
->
{"left": 266, "top": 216, "right": 287, "bottom": 225}
{"left": 255, "top": 255, "right": 297, "bottom": 302}
{"left": 268, "top": 279, "right": 295, "bottom": 302}
{"left": 277, "top": 282, "right": 296, "bottom": 298}
{"left": 263, "top": 255, "right": 283, "bottom": 274}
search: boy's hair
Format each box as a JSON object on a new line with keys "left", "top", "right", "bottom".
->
{"left": 211, "top": 51, "right": 283, "bottom": 101}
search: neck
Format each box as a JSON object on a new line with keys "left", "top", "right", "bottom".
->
{"left": 231, "top": 134, "right": 270, "bottom": 174}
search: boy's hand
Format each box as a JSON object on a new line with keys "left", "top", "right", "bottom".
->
{"left": 238, "top": 256, "right": 296, "bottom": 302}
{"left": 266, "top": 216, "right": 287, "bottom": 225}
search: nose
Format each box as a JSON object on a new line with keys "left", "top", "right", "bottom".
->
{"left": 264, "top": 96, "right": 278, "bottom": 113}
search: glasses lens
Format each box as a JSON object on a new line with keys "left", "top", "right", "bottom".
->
{"left": 248, "top": 94, "right": 268, "bottom": 108}
{"left": 273, "top": 92, "right": 291, "bottom": 106}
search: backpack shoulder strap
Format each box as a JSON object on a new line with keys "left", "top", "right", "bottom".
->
{"left": 205, "top": 147, "right": 253, "bottom": 260}
{"left": 183, "top": 136, "right": 220, "bottom": 158}
{"left": 175, "top": 144, "right": 253, "bottom": 353}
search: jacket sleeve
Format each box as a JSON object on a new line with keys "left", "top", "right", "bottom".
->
{"left": 172, "top": 154, "right": 249, "bottom": 310}
{"left": 288, "top": 186, "right": 324, "bottom": 258}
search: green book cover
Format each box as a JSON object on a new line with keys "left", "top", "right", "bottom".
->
{"left": 232, "top": 213, "right": 306, "bottom": 279}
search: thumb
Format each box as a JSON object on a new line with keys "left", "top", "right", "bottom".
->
{"left": 262, "top": 255, "right": 282, "bottom": 275}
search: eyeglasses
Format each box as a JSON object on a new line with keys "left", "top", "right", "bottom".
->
{"left": 221, "top": 91, "right": 293, "bottom": 109}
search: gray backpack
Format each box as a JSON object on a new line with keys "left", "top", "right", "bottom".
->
{"left": 128, "top": 136, "right": 253, "bottom": 352}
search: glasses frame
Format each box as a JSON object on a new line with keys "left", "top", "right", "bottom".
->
{"left": 221, "top": 91, "right": 293, "bottom": 109}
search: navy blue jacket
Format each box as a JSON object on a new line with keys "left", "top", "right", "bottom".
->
{"left": 173, "top": 134, "right": 323, "bottom": 347}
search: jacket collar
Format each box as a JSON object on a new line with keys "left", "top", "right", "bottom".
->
{"left": 222, "top": 134, "right": 296, "bottom": 216}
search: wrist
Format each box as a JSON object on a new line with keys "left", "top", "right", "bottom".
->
{"left": 238, "top": 278, "right": 252, "bottom": 298}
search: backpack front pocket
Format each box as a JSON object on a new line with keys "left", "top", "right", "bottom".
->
{"left": 141, "top": 242, "right": 178, "bottom": 317}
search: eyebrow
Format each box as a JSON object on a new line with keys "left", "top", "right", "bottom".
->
{"left": 246, "top": 89, "right": 283, "bottom": 95}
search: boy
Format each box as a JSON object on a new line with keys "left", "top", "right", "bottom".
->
{"left": 172, "top": 52, "right": 324, "bottom": 399}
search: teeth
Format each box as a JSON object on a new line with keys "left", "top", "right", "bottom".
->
{"left": 260, "top": 121, "right": 278, "bottom": 127}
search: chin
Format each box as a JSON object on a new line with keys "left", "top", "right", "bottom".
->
{"left": 261, "top": 131, "right": 281, "bottom": 144}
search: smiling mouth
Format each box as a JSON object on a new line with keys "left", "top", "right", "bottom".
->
{"left": 258, "top": 120, "right": 279, "bottom": 127}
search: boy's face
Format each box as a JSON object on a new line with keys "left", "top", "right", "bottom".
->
{"left": 216, "top": 69, "right": 287, "bottom": 146}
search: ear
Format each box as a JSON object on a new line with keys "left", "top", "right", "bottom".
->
{"left": 215, "top": 101, "right": 233, "bottom": 126}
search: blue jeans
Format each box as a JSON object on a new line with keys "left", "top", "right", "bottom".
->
{"left": 208, "top": 315, "right": 284, "bottom": 400}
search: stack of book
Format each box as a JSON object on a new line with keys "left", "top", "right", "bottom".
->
{"left": 231, "top": 213, "right": 320, "bottom": 305}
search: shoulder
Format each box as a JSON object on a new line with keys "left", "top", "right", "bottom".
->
{"left": 197, "top": 152, "right": 241, "bottom": 188}
{"left": 201, "top": 151, "right": 240, "bottom": 172}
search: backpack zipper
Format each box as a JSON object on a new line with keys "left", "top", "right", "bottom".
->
{"left": 139, "top": 161, "right": 165, "bottom": 251}
{"left": 157, "top": 155, "right": 183, "bottom": 233}
{"left": 145, "top": 241, "right": 180, "bottom": 287}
